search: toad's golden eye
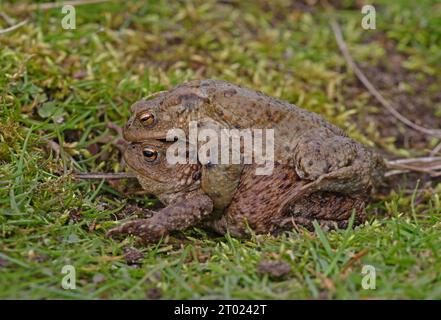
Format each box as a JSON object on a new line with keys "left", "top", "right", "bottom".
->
{"left": 142, "top": 148, "right": 158, "bottom": 161}
{"left": 139, "top": 112, "right": 155, "bottom": 126}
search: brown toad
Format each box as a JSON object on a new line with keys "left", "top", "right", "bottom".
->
{"left": 107, "top": 140, "right": 366, "bottom": 243}
{"left": 123, "top": 79, "right": 385, "bottom": 204}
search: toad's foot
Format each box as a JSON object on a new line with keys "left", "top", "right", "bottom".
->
{"left": 279, "top": 162, "right": 373, "bottom": 212}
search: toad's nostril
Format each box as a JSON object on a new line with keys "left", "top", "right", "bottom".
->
{"left": 125, "top": 116, "right": 135, "bottom": 129}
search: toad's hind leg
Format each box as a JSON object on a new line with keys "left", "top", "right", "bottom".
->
{"left": 292, "top": 127, "right": 384, "bottom": 197}
{"left": 279, "top": 159, "right": 371, "bottom": 213}
{"left": 273, "top": 191, "right": 367, "bottom": 233}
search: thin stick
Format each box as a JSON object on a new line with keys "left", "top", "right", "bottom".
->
{"left": 330, "top": 19, "right": 441, "bottom": 139}
{"left": 385, "top": 156, "right": 441, "bottom": 177}
{"left": 73, "top": 172, "right": 137, "bottom": 180}
{"left": 341, "top": 248, "right": 369, "bottom": 276}
{"left": 430, "top": 142, "right": 441, "bottom": 156}
{"left": 0, "top": 19, "right": 27, "bottom": 35}
{"left": 387, "top": 156, "right": 441, "bottom": 165}
{"left": 107, "top": 121, "right": 123, "bottom": 136}
{"left": 387, "top": 163, "right": 435, "bottom": 175}
{"left": 385, "top": 169, "right": 409, "bottom": 177}
{"left": 0, "top": 12, "right": 16, "bottom": 25}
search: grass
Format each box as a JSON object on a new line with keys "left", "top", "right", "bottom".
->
{"left": 1, "top": 0, "right": 440, "bottom": 299}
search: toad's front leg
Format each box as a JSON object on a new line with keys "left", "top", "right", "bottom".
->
{"left": 106, "top": 192, "right": 213, "bottom": 243}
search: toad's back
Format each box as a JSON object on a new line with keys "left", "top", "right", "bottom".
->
{"left": 180, "top": 79, "right": 346, "bottom": 138}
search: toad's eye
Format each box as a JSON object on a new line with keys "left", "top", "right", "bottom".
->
{"left": 142, "top": 148, "right": 158, "bottom": 162}
{"left": 139, "top": 111, "right": 155, "bottom": 126}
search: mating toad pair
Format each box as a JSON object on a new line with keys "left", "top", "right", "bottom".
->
{"left": 107, "top": 79, "right": 385, "bottom": 243}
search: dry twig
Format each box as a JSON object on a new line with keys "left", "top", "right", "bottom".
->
{"left": 386, "top": 157, "right": 441, "bottom": 177}
{"left": 0, "top": 12, "right": 16, "bottom": 25}
{"left": 430, "top": 142, "right": 441, "bottom": 156}
{"left": 0, "top": 19, "right": 27, "bottom": 35}
{"left": 73, "top": 172, "right": 137, "bottom": 180}
{"left": 330, "top": 19, "right": 441, "bottom": 139}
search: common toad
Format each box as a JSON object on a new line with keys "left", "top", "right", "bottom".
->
{"left": 107, "top": 140, "right": 366, "bottom": 243}
{"left": 124, "top": 79, "right": 385, "bottom": 203}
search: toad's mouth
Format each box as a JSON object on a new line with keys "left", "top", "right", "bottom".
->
{"left": 130, "top": 169, "right": 195, "bottom": 192}
{"left": 123, "top": 130, "right": 180, "bottom": 142}
{"left": 126, "top": 161, "right": 168, "bottom": 184}
{"left": 132, "top": 170, "right": 166, "bottom": 184}
{"left": 157, "top": 136, "right": 179, "bottom": 143}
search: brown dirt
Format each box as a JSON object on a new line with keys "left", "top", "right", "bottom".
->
{"left": 344, "top": 35, "right": 441, "bottom": 153}
{"left": 146, "top": 287, "right": 162, "bottom": 300}
{"left": 342, "top": 34, "right": 441, "bottom": 190}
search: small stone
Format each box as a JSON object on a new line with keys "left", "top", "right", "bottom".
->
{"left": 123, "top": 246, "right": 144, "bottom": 265}
{"left": 257, "top": 260, "right": 291, "bottom": 278}
{"left": 147, "top": 287, "right": 162, "bottom": 300}
{"left": 93, "top": 273, "right": 106, "bottom": 284}
{"left": 0, "top": 257, "right": 8, "bottom": 268}
{"left": 73, "top": 70, "right": 87, "bottom": 79}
